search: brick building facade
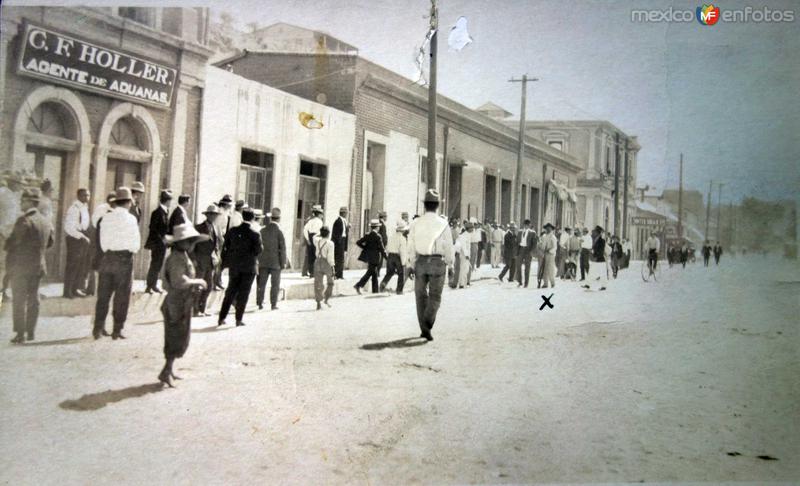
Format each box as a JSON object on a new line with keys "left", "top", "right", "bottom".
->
{"left": 0, "top": 6, "right": 212, "bottom": 278}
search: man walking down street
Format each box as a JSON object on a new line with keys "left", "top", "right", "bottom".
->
{"left": 303, "top": 205, "right": 324, "bottom": 279}
{"left": 407, "top": 189, "right": 454, "bottom": 341}
{"left": 498, "top": 222, "right": 518, "bottom": 282}
{"left": 540, "top": 223, "right": 558, "bottom": 288}
{"left": 582, "top": 225, "right": 608, "bottom": 291}
{"left": 213, "top": 195, "right": 233, "bottom": 290}
{"left": 377, "top": 211, "right": 389, "bottom": 277}
{"left": 331, "top": 207, "right": 349, "bottom": 279}
{"left": 256, "top": 208, "right": 286, "bottom": 311}
{"left": 380, "top": 221, "right": 409, "bottom": 294}
{"left": 218, "top": 208, "right": 262, "bottom": 327}
{"left": 714, "top": 242, "right": 723, "bottom": 265}
{"left": 6, "top": 189, "right": 53, "bottom": 344}
{"left": 63, "top": 188, "right": 91, "bottom": 298}
{"left": 313, "top": 225, "right": 335, "bottom": 310}
{"left": 580, "top": 227, "right": 592, "bottom": 281}
{"left": 516, "top": 220, "right": 536, "bottom": 288}
{"left": 491, "top": 223, "right": 504, "bottom": 269}
{"left": 354, "top": 219, "right": 386, "bottom": 294}
{"left": 144, "top": 190, "right": 172, "bottom": 294}
{"left": 192, "top": 205, "right": 220, "bottom": 317}
{"left": 93, "top": 187, "right": 140, "bottom": 340}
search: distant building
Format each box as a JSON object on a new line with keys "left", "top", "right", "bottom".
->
{"left": 475, "top": 102, "right": 513, "bottom": 122}
{"left": 238, "top": 22, "right": 358, "bottom": 54}
{"left": 215, "top": 25, "right": 583, "bottom": 268}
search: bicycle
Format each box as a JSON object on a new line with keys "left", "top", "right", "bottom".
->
{"left": 641, "top": 252, "right": 660, "bottom": 282}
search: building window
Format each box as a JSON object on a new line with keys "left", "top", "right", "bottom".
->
{"left": 119, "top": 7, "right": 156, "bottom": 28}
{"left": 605, "top": 145, "right": 611, "bottom": 175}
{"left": 238, "top": 149, "right": 274, "bottom": 213}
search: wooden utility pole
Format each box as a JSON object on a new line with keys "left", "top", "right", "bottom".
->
{"left": 613, "top": 133, "right": 620, "bottom": 236}
{"left": 705, "top": 180, "right": 713, "bottom": 240}
{"left": 677, "top": 153, "right": 684, "bottom": 239}
{"left": 622, "top": 137, "right": 629, "bottom": 238}
{"left": 509, "top": 74, "right": 538, "bottom": 223}
{"left": 426, "top": 0, "right": 439, "bottom": 191}
{"left": 716, "top": 183, "right": 724, "bottom": 241}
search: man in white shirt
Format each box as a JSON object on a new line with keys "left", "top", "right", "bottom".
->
{"left": 312, "top": 225, "right": 335, "bottom": 310}
{"left": 468, "top": 217, "right": 482, "bottom": 270}
{"left": 381, "top": 221, "right": 410, "bottom": 294}
{"left": 93, "top": 187, "right": 140, "bottom": 340}
{"left": 63, "top": 188, "right": 91, "bottom": 298}
{"left": 303, "top": 205, "right": 324, "bottom": 277}
{"left": 228, "top": 200, "right": 245, "bottom": 229}
{"left": 407, "top": 189, "right": 454, "bottom": 341}
{"left": 490, "top": 223, "right": 504, "bottom": 268}
{"left": 645, "top": 232, "right": 660, "bottom": 271}
{"left": 580, "top": 227, "right": 593, "bottom": 281}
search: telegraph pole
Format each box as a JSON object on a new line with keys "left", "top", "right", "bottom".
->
{"left": 613, "top": 133, "right": 620, "bottom": 236}
{"left": 716, "top": 183, "right": 724, "bottom": 241}
{"left": 426, "top": 0, "right": 439, "bottom": 190}
{"left": 705, "top": 180, "right": 713, "bottom": 240}
{"left": 677, "top": 153, "right": 683, "bottom": 239}
{"left": 509, "top": 74, "right": 538, "bottom": 223}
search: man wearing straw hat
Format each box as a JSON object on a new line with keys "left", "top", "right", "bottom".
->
{"left": 192, "top": 204, "right": 221, "bottom": 317}
{"left": 303, "top": 204, "right": 324, "bottom": 278}
{"left": 159, "top": 223, "right": 209, "bottom": 387}
{"left": 354, "top": 219, "right": 386, "bottom": 294}
{"left": 331, "top": 206, "right": 349, "bottom": 279}
{"left": 380, "top": 220, "right": 410, "bottom": 294}
{"left": 5, "top": 188, "right": 53, "bottom": 343}
{"left": 93, "top": 187, "right": 141, "bottom": 340}
{"left": 407, "top": 189, "right": 453, "bottom": 341}
{"left": 130, "top": 181, "right": 145, "bottom": 223}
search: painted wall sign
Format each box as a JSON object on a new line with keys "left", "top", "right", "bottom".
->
{"left": 632, "top": 216, "right": 666, "bottom": 227}
{"left": 17, "top": 21, "right": 177, "bottom": 109}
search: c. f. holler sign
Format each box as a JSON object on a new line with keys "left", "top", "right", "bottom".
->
{"left": 17, "top": 21, "right": 177, "bottom": 109}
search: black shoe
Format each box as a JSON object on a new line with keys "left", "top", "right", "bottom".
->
{"left": 379, "top": 283, "right": 386, "bottom": 293}
{"left": 158, "top": 370, "right": 175, "bottom": 388}
{"left": 74, "top": 289, "right": 87, "bottom": 298}
{"left": 235, "top": 321, "right": 245, "bottom": 327}
{"left": 271, "top": 305, "right": 278, "bottom": 311}
{"left": 316, "top": 302, "right": 322, "bottom": 311}
{"left": 152, "top": 287, "right": 163, "bottom": 294}
{"left": 10, "top": 333, "right": 25, "bottom": 344}
{"left": 599, "top": 287, "right": 607, "bottom": 291}
{"left": 258, "top": 304, "right": 264, "bottom": 310}
{"left": 421, "top": 331, "right": 433, "bottom": 341}
{"left": 353, "top": 285, "right": 362, "bottom": 295}
{"left": 111, "top": 332, "right": 126, "bottom": 340}
{"left": 26, "top": 332, "right": 34, "bottom": 341}
{"left": 217, "top": 319, "right": 225, "bottom": 327}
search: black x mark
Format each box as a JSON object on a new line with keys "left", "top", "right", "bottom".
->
{"left": 539, "top": 293, "right": 554, "bottom": 310}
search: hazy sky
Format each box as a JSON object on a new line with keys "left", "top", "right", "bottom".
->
{"left": 8, "top": 0, "right": 799, "bottom": 203}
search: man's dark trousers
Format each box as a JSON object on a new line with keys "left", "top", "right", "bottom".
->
{"left": 94, "top": 251, "right": 133, "bottom": 334}
{"left": 517, "top": 251, "right": 532, "bottom": 286}
{"left": 11, "top": 274, "right": 41, "bottom": 335}
{"left": 63, "top": 235, "right": 89, "bottom": 297}
{"left": 334, "top": 245, "right": 345, "bottom": 279}
{"left": 356, "top": 263, "right": 380, "bottom": 293}
{"left": 194, "top": 263, "right": 214, "bottom": 314}
{"left": 580, "top": 248, "right": 590, "bottom": 280}
{"left": 256, "top": 267, "right": 281, "bottom": 308}
{"left": 380, "top": 253, "right": 405, "bottom": 293}
{"left": 498, "top": 257, "right": 516, "bottom": 282}
{"left": 220, "top": 269, "right": 256, "bottom": 322}
{"left": 414, "top": 255, "right": 446, "bottom": 334}
{"left": 146, "top": 245, "right": 166, "bottom": 290}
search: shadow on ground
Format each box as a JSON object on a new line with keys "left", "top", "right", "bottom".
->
{"left": 23, "top": 337, "right": 90, "bottom": 347}
{"left": 59, "top": 383, "right": 165, "bottom": 411}
{"left": 360, "top": 337, "right": 428, "bottom": 351}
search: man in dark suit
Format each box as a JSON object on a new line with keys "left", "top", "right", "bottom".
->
{"left": 6, "top": 188, "right": 53, "bottom": 343}
{"left": 218, "top": 207, "right": 262, "bottom": 327}
{"left": 192, "top": 204, "right": 220, "bottom": 316}
{"left": 498, "top": 222, "right": 518, "bottom": 282}
{"left": 144, "top": 190, "right": 172, "bottom": 293}
{"left": 516, "top": 219, "right": 537, "bottom": 288}
{"left": 256, "top": 207, "right": 286, "bottom": 310}
{"left": 354, "top": 219, "right": 387, "bottom": 294}
{"left": 168, "top": 194, "right": 191, "bottom": 234}
{"left": 331, "top": 206, "right": 349, "bottom": 279}
{"left": 377, "top": 211, "right": 388, "bottom": 277}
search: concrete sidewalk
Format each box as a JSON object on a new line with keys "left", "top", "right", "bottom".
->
{"left": 0, "top": 265, "right": 502, "bottom": 319}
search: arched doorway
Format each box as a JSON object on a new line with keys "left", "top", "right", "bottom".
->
{"left": 96, "top": 103, "right": 162, "bottom": 278}
{"left": 13, "top": 87, "right": 92, "bottom": 281}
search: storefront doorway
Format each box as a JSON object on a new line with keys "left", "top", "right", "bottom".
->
{"left": 292, "top": 161, "right": 327, "bottom": 269}
{"left": 24, "top": 146, "right": 68, "bottom": 280}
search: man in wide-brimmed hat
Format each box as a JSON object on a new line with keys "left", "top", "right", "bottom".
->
{"left": 5, "top": 188, "right": 54, "bottom": 344}
{"left": 407, "top": 189, "right": 454, "bottom": 341}
{"left": 192, "top": 204, "right": 221, "bottom": 316}
{"left": 144, "top": 189, "right": 173, "bottom": 294}
{"left": 354, "top": 219, "right": 386, "bottom": 294}
{"left": 62, "top": 187, "right": 91, "bottom": 298}
{"left": 498, "top": 222, "right": 518, "bottom": 283}
{"left": 582, "top": 225, "right": 608, "bottom": 291}
{"left": 213, "top": 195, "right": 234, "bottom": 290}
{"left": 129, "top": 181, "right": 145, "bottom": 223}
{"left": 331, "top": 206, "right": 349, "bottom": 279}
{"left": 87, "top": 192, "right": 118, "bottom": 296}
{"left": 256, "top": 207, "right": 286, "bottom": 311}
{"left": 93, "top": 187, "right": 141, "bottom": 339}
{"left": 380, "top": 221, "right": 410, "bottom": 294}
{"left": 168, "top": 194, "right": 192, "bottom": 234}
{"left": 303, "top": 204, "right": 324, "bottom": 277}
{"left": 159, "top": 223, "right": 209, "bottom": 387}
